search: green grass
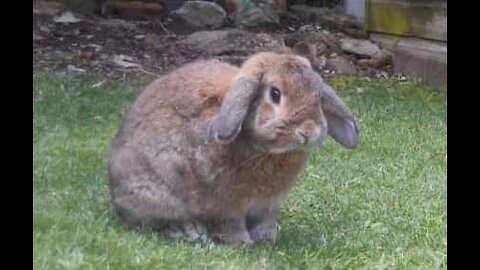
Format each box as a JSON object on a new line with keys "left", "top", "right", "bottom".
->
{"left": 33, "top": 73, "right": 447, "bottom": 270}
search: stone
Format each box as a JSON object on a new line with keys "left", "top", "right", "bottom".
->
{"left": 393, "top": 38, "right": 447, "bottom": 89}
{"left": 227, "top": 0, "right": 280, "bottom": 27}
{"left": 226, "top": 0, "right": 286, "bottom": 15}
{"left": 229, "top": 7, "right": 277, "bottom": 27}
{"left": 326, "top": 57, "right": 357, "bottom": 75}
{"left": 289, "top": 5, "right": 331, "bottom": 21}
{"left": 369, "top": 33, "right": 399, "bottom": 53}
{"left": 339, "top": 38, "right": 382, "bottom": 58}
{"left": 283, "top": 31, "right": 341, "bottom": 55}
{"left": 181, "top": 29, "right": 278, "bottom": 54}
{"left": 181, "top": 29, "right": 250, "bottom": 54}
{"left": 171, "top": 1, "right": 226, "bottom": 29}
{"left": 289, "top": 5, "right": 360, "bottom": 31}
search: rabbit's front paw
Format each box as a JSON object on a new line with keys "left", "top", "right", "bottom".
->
{"left": 211, "top": 218, "right": 254, "bottom": 246}
{"left": 165, "top": 220, "right": 209, "bottom": 243}
{"left": 215, "top": 230, "right": 253, "bottom": 246}
{"left": 249, "top": 220, "right": 281, "bottom": 243}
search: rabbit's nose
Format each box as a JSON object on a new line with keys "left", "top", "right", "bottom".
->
{"left": 296, "top": 130, "right": 309, "bottom": 145}
{"left": 295, "top": 120, "right": 321, "bottom": 145}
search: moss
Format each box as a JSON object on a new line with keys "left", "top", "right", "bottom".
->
{"left": 366, "top": 0, "right": 446, "bottom": 40}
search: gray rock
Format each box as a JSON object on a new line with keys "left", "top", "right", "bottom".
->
{"left": 290, "top": 4, "right": 360, "bottom": 30}
{"left": 339, "top": 38, "right": 382, "bottom": 58}
{"left": 394, "top": 38, "right": 447, "bottom": 89}
{"left": 290, "top": 5, "right": 331, "bottom": 20}
{"left": 171, "top": 1, "right": 227, "bottom": 29}
{"left": 181, "top": 29, "right": 250, "bottom": 54}
{"left": 181, "top": 29, "right": 279, "bottom": 55}
{"left": 326, "top": 57, "right": 357, "bottom": 75}
{"left": 228, "top": 0, "right": 279, "bottom": 27}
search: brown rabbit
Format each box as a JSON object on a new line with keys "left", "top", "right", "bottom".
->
{"left": 108, "top": 52, "right": 359, "bottom": 245}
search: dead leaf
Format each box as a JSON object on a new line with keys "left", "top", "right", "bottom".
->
{"left": 54, "top": 12, "right": 81, "bottom": 24}
{"left": 144, "top": 33, "right": 159, "bottom": 46}
{"left": 39, "top": 24, "right": 50, "bottom": 34}
{"left": 33, "top": 32, "right": 44, "bottom": 41}
{"left": 67, "top": 65, "right": 86, "bottom": 73}
{"left": 79, "top": 51, "right": 94, "bottom": 60}
{"left": 112, "top": 55, "right": 140, "bottom": 68}
{"left": 87, "top": 44, "right": 102, "bottom": 52}
{"left": 92, "top": 80, "right": 107, "bottom": 88}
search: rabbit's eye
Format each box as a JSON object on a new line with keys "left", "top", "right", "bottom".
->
{"left": 270, "top": 87, "right": 281, "bottom": 104}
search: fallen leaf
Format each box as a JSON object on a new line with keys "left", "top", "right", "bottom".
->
{"left": 54, "top": 12, "right": 81, "bottom": 24}
{"left": 33, "top": 33, "right": 44, "bottom": 41}
{"left": 112, "top": 55, "right": 140, "bottom": 68}
{"left": 39, "top": 24, "right": 50, "bottom": 34}
{"left": 87, "top": 44, "right": 102, "bottom": 52}
{"left": 67, "top": 65, "right": 86, "bottom": 73}
{"left": 92, "top": 80, "right": 107, "bottom": 88}
{"left": 79, "top": 51, "right": 94, "bottom": 60}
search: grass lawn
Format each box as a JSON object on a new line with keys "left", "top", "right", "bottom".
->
{"left": 33, "top": 73, "right": 447, "bottom": 270}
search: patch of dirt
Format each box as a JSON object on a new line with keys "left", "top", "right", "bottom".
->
{"left": 33, "top": 5, "right": 393, "bottom": 81}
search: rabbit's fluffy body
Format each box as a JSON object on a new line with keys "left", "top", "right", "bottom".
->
{"left": 108, "top": 52, "right": 358, "bottom": 244}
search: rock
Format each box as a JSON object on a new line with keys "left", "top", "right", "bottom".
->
{"left": 226, "top": 0, "right": 286, "bottom": 16}
{"left": 181, "top": 29, "right": 250, "bottom": 54}
{"left": 229, "top": 8, "right": 277, "bottom": 27}
{"left": 343, "top": 27, "right": 369, "bottom": 39}
{"left": 228, "top": 0, "right": 280, "bottom": 27}
{"left": 290, "top": 42, "right": 320, "bottom": 67}
{"left": 290, "top": 5, "right": 360, "bottom": 31}
{"left": 108, "top": 1, "right": 162, "bottom": 17}
{"left": 98, "top": 19, "right": 138, "bottom": 31}
{"left": 171, "top": 1, "right": 226, "bottom": 29}
{"left": 283, "top": 31, "right": 341, "bottom": 55}
{"left": 326, "top": 57, "right": 357, "bottom": 75}
{"left": 290, "top": 5, "right": 331, "bottom": 20}
{"left": 393, "top": 38, "right": 447, "bottom": 89}
{"left": 181, "top": 29, "right": 278, "bottom": 55}
{"left": 339, "top": 38, "right": 382, "bottom": 58}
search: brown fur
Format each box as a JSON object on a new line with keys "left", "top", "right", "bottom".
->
{"left": 108, "top": 52, "right": 358, "bottom": 245}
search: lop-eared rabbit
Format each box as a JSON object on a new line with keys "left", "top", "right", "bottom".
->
{"left": 108, "top": 52, "right": 359, "bottom": 245}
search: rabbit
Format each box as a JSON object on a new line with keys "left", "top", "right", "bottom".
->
{"left": 108, "top": 51, "right": 359, "bottom": 245}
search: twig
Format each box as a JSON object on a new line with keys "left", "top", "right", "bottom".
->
{"left": 157, "top": 17, "right": 173, "bottom": 36}
{"left": 138, "top": 68, "right": 158, "bottom": 76}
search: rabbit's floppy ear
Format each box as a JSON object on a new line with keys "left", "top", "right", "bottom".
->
{"left": 209, "top": 77, "right": 260, "bottom": 144}
{"left": 320, "top": 83, "right": 359, "bottom": 149}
